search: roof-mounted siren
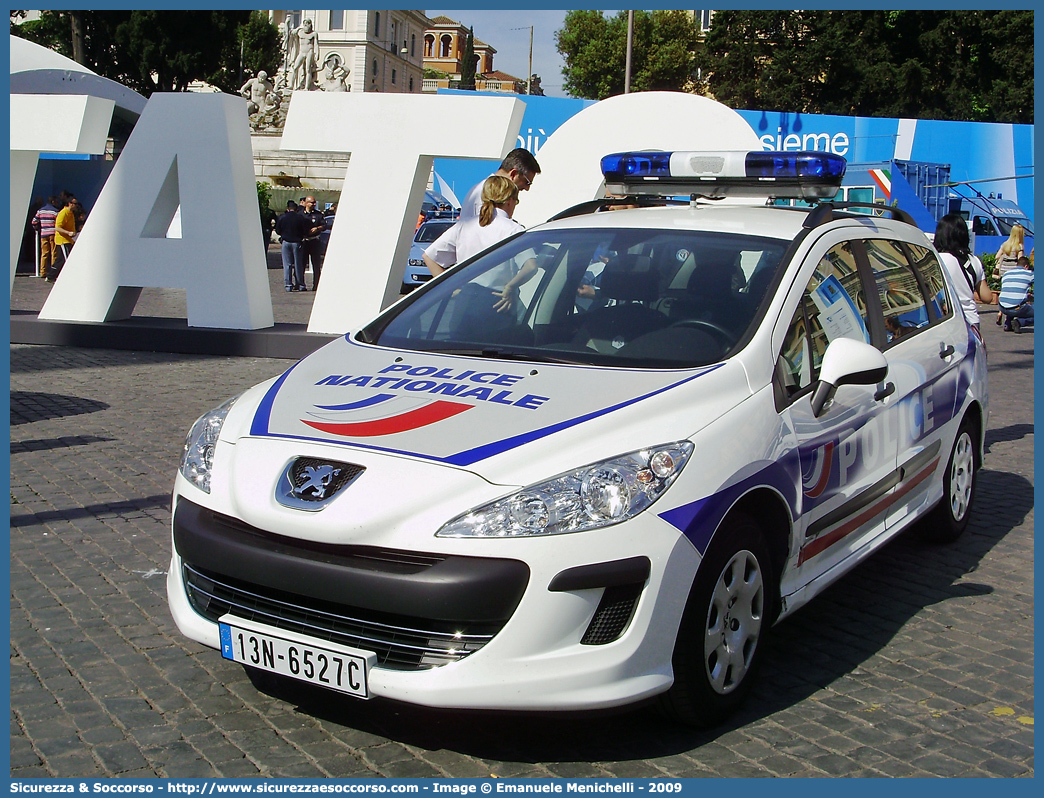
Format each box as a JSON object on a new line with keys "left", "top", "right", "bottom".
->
{"left": 601, "top": 150, "right": 847, "bottom": 200}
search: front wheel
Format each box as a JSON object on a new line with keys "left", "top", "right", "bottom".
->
{"left": 658, "top": 513, "right": 777, "bottom": 727}
{"left": 922, "top": 419, "right": 978, "bottom": 543}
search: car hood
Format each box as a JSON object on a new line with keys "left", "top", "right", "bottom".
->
{"left": 238, "top": 336, "right": 741, "bottom": 485}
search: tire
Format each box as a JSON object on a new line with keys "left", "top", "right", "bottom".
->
{"left": 922, "top": 419, "right": 978, "bottom": 543}
{"left": 658, "top": 513, "right": 777, "bottom": 727}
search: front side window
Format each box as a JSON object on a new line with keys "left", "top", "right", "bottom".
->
{"left": 366, "top": 227, "right": 789, "bottom": 369}
{"left": 777, "top": 242, "right": 870, "bottom": 395}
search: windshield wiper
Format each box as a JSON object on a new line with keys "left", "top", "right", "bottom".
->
{"left": 428, "top": 347, "right": 585, "bottom": 365}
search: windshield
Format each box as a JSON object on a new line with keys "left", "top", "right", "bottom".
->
{"left": 368, "top": 226, "right": 790, "bottom": 369}
{"left": 997, "top": 217, "right": 1034, "bottom": 237}
{"left": 415, "top": 221, "right": 455, "bottom": 243}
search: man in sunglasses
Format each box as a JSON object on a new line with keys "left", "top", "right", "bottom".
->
{"left": 458, "top": 147, "right": 541, "bottom": 223}
{"left": 427, "top": 148, "right": 541, "bottom": 272}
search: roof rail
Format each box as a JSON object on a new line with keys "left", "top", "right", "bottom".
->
{"left": 803, "top": 201, "right": 918, "bottom": 229}
{"left": 548, "top": 195, "right": 686, "bottom": 222}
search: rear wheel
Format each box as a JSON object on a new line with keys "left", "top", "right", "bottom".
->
{"left": 922, "top": 418, "right": 977, "bottom": 543}
{"left": 658, "top": 513, "right": 777, "bottom": 727}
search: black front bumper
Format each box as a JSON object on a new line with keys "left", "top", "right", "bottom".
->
{"left": 173, "top": 498, "right": 530, "bottom": 669}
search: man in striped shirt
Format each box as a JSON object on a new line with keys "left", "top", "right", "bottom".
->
{"left": 31, "top": 196, "right": 59, "bottom": 278}
{"left": 998, "top": 256, "right": 1033, "bottom": 332}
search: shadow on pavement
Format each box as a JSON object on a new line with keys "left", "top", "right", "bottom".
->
{"left": 10, "top": 391, "right": 110, "bottom": 425}
{"left": 9, "top": 494, "right": 173, "bottom": 528}
{"left": 11, "top": 435, "right": 114, "bottom": 454}
{"left": 983, "top": 422, "right": 1034, "bottom": 453}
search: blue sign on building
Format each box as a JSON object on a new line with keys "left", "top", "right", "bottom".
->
{"left": 433, "top": 91, "right": 1033, "bottom": 231}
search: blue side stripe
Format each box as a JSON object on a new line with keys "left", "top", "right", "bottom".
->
{"left": 658, "top": 456, "right": 799, "bottom": 555}
{"left": 250, "top": 362, "right": 301, "bottom": 436}
{"left": 443, "top": 365, "right": 724, "bottom": 467}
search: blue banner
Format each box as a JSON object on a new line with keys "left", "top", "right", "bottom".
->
{"left": 432, "top": 91, "right": 1033, "bottom": 227}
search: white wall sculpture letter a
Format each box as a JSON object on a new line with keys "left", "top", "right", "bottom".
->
{"left": 40, "top": 93, "right": 273, "bottom": 329}
{"left": 10, "top": 94, "right": 114, "bottom": 294}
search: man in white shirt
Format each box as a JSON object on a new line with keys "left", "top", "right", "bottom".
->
{"left": 457, "top": 148, "right": 541, "bottom": 224}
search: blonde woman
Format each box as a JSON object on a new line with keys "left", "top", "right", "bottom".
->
{"left": 423, "top": 175, "right": 523, "bottom": 277}
{"left": 993, "top": 224, "right": 1025, "bottom": 325}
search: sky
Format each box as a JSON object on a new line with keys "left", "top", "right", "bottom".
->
{"left": 427, "top": 9, "right": 573, "bottom": 97}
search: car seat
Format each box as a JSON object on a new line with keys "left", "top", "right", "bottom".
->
{"left": 571, "top": 254, "right": 667, "bottom": 354}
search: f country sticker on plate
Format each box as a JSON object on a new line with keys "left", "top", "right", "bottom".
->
{"left": 219, "top": 615, "right": 376, "bottom": 698}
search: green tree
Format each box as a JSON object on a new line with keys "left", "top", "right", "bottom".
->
{"left": 555, "top": 10, "right": 698, "bottom": 100}
{"left": 210, "top": 11, "right": 282, "bottom": 94}
{"left": 702, "top": 10, "right": 1033, "bottom": 123}
{"left": 459, "top": 26, "right": 477, "bottom": 90}
{"left": 11, "top": 10, "right": 256, "bottom": 96}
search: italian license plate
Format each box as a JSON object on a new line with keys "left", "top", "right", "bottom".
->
{"left": 219, "top": 615, "right": 376, "bottom": 698}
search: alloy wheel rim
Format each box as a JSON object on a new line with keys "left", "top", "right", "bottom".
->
{"left": 703, "top": 549, "right": 764, "bottom": 695}
{"left": 949, "top": 432, "right": 974, "bottom": 522}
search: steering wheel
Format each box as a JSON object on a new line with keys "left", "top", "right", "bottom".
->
{"left": 670, "top": 318, "right": 736, "bottom": 346}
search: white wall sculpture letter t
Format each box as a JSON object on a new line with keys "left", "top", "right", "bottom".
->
{"left": 280, "top": 92, "right": 525, "bottom": 334}
{"left": 39, "top": 93, "right": 274, "bottom": 329}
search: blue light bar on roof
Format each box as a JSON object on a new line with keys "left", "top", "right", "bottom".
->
{"left": 601, "top": 150, "right": 847, "bottom": 200}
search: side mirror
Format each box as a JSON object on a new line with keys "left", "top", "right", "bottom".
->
{"left": 810, "top": 338, "right": 888, "bottom": 417}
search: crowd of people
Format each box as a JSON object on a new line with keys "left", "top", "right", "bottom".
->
{"left": 274, "top": 194, "right": 329, "bottom": 292}
{"left": 993, "top": 224, "right": 1033, "bottom": 331}
{"left": 31, "top": 190, "right": 85, "bottom": 282}
{"left": 932, "top": 215, "right": 1033, "bottom": 334}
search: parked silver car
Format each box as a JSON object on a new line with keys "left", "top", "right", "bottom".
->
{"left": 401, "top": 218, "right": 456, "bottom": 292}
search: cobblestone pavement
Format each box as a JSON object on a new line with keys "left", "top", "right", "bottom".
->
{"left": 9, "top": 315, "right": 1033, "bottom": 778}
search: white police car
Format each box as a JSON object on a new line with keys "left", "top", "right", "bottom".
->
{"left": 168, "top": 150, "right": 987, "bottom": 726}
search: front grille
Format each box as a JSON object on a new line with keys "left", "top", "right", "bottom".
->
{"left": 287, "top": 457, "right": 364, "bottom": 497}
{"left": 184, "top": 564, "right": 497, "bottom": 670}
{"left": 581, "top": 583, "right": 644, "bottom": 645}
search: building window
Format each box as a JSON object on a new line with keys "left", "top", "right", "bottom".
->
{"left": 411, "top": 33, "right": 416, "bottom": 57}
{"left": 409, "top": 76, "right": 414, "bottom": 92}
{"left": 329, "top": 10, "right": 343, "bottom": 30}
{"left": 374, "top": 12, "right": 380, "bottom": 37}
{"left": 424, "top": 34, "right": 435, "bottom": 58}
{"left": 392, "top": 69, "right": 397, "bottom": 85}
{"left": 372, "top": 59, "right": 378, "bottom": 77}
{"left": 440, "top": 34, "right": 452, "bottom": 58}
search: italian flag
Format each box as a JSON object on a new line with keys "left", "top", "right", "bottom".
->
{"left": 869, "top": 169, "right": 892, "bottom": 201}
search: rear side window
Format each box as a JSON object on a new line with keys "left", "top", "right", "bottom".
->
{"left": 907, "top": 244, "right": 953, "bottom": 322}
{"left": 777, "top": 241, "right": 870, "bottom": 395}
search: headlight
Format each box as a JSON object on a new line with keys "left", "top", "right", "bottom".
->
{"left": 179, "top": 395, "right": 238, "bottom": 493}
{"left": 436, "top": 442, "right": 694, "bottom": 538}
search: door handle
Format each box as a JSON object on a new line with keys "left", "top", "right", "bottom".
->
{"left": 874, "top": 382, "right": 895, "bottom": 402}
{"left": 939, "top": 343, "right": 955, "bottom": 359}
